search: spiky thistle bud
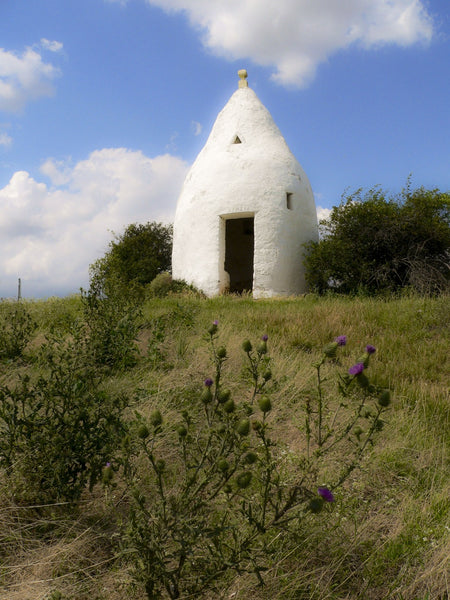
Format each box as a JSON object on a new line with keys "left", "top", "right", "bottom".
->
{"left": 217, "top": 388, "right": 231, "bottom": 404}
{"left": 244, "top": 452, "right": 258, "bottom": 465}
{"left": 138, "top": 424, "right": 150, "bottom": 439}
{"left": 257, "top": 341, "right": 267, "bottom": 355}
{"left": 356, "top": 352, "right": 370, "bottom": 368}
{"left": 236, "top": 418, "right": 250, "bottom": 436}
{"left": 242, "top": 340, "right": 252, "bottom": 353}
{"left": 378, "top": 389, "right": 391, "bottom": 407}
{"left": 224, "top": 398, "right": 235, "bottom": 413}
{"left": 217, "top": 346, "right": 227, "bottom": 359}
{"left": 323, "top": 341, "right": 338, "bottom": 358}
{"left": 201, "top": 388, "right": 213, "bottom": 404}
{"left": 176, "top": 424, "right": 187, "bottom": 438}
{"left": 150, "top": 410, "right": 162, "bottom": 427}
{"left": 263, "top": 369, "right": 272, "bottom": 381}
{"left": 258, "top": 395, "right": 272, "bottom": 413}
{"left": 236, "top": 471, "right": 252, "bottom": 489}
{"left": 208, "top": 320, "right": 219, "bottom": 335}
{"left": 308, "top": 498, "right": 323, "bottom": 513}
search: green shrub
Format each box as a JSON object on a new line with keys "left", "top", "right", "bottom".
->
{"left": 0, "top": 302, "right": 37, "bottom": 360}
{"left": 89, "top": 221, "right": 173, "bottom": 300}
{"left": 304, "top": 185, "right": 450, "bottom": 295}
{"left": 0, "top": 334, "right": 129, "bottom": 503}
{"left": 147, "top": 272, "right": 173, "bottom": 297}
{"left": 80, "top": 282, "right": 141, "bottom": 371}
{"left": 147, "top": 273, "right": 203, "bottom": 298}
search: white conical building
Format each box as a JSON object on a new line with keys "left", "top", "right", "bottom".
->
{"left": 172, "top": 70, "right": 318, "bottom": 298}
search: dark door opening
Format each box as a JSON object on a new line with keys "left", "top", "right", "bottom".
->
{"left": 224, "top": 217, "right": 254, "bottom": 293}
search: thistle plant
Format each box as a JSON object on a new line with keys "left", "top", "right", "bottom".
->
{"left": 307, "top": 335, "right": 391, "bottom": 492}
{"left": 124, "top": 323, "right": 391, "bottom": 599}
{"left": 242, "top": 333, "right": 272, "bottom": 403}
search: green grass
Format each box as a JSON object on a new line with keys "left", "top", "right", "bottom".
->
{"left": 0, "top": 293, "right": 448, "bottom": 600}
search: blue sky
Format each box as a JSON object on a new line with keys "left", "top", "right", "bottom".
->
{"left": 0, "top": 0, "right": 449, "bottom": 298}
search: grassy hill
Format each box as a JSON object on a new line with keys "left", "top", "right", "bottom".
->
{"left": 0, "top": 292, "right": 448, "bottom": 600}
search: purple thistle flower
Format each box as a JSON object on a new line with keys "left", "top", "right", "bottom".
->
{"left": 262, "top": 334, "right": 268, "bottom": 342}
{"left": 349, "top": 362, "right": 365, "bottom": 375}
{"left": 318, "top": 487, "right": 335, "bottom": 502}
{"left": 105, "top": 462, "right": 111, "bottom": 468}
{"left": 204, "top": 377, "right": 214, "bottom": 387}
{"left": 335, "top": 335, "right": 347, "bottom": 346}
{"left": 213, "top": 320, "right": 219, "bottom": 326}
{"left": 366, "top": 344, "right": 376, "bottom": 354}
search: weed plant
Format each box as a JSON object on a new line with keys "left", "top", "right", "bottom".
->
{"left": 121, "top": 323, "right": 391, "bottom": 599}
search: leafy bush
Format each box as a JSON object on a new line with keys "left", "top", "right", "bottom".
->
{"left": 123, "top": 324, "right": 390, "bottom": 599}
{"left": 304, "top": 185, "right": 450, "bottom": 295}
{"left": 147, "top": 273, "right": 204, "bottom": 299}
{"left": 147, "top": 272, "right": 174, "bottom": 297}
{"left": 0, "top": 334, "right": 129, "bottom": 503}
{"left": 0, "top": 302, "right": 37, "bottom": 360}
{"left": 80, "top": 281, "right": 141, "bottom": 371}
{"left": 90, "top": 222, "right": 173, "bottom": 299}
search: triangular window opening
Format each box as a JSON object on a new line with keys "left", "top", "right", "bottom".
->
{"left": 233, "top": 135, "right": 242, "bottom": 144}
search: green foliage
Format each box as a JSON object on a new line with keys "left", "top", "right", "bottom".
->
{"left": 123, "top": 325, "right": 390, "bottom": 599}
{"left": 304, "top": 185, "right": 450, "bottom": 295}
{"left": 0, "top": 334, "right": 129, "bottom": 503}
{"left": 80, "top": 281, "right": 141, "bottom": 371}
{"left": 147, "top": 272, "right": 202, "bottom": 298}
{"left": 90, "top": 221, "right": 173, "bottom": 298}
{"left": 147, "top": 272, "right": 174, "bottom": 297}
{"left": 146, "top": 272, "right": 203, "bottom": 298}
{"left": 0, "top": 302, "right": 37, "bottom": 360}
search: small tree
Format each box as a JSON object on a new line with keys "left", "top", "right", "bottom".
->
{"left": 304, "top": 185, "right": 449, "bottom": 295}
{"left": 90, "top": 222, "right": 173, "bottom": 298}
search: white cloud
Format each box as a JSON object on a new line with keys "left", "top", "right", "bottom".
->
{"left": 104, "top": 0, "right": 129, "bottom": 5}
{"left": 0, "top": 45, "right": 61, "bottom": 112}
{"left": 191, "top": 120, "right": 202, "bottom": 136}
{"left": 40, "top": 157, "right": 73, "bottom": 186}
{"left": 0, "top": 132, "right": 12, "bottom": 147}
{"left": 316, "top": 206, "right": 331, "bottom": 222}
{"left": 165, "top": 131, "right": 179, "bottom": 152}
{"left": 145, "top": 0, "right": 434, "bottom": 87}
{"left": 40, "top": 39, "right": 64, "bottom": 53}
{"left": 0, "top": 149, "right": 188, "bottom": 297}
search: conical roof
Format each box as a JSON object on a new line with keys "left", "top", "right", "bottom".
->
{"left": 184, "top": 73, "right": 311, "bottom": 192}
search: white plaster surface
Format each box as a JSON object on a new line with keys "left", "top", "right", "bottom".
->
{"left": 172, "top": 81, "right": 318, "bottom": 298}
